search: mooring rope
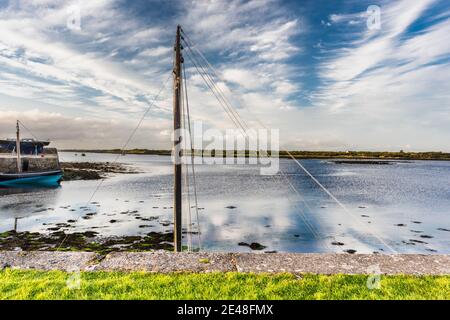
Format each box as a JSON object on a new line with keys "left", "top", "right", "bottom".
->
{"left": 56, "top": 73, "right": 172, "bottom": 250}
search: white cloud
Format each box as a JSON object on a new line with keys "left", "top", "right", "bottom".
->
{"left": 302, "top": 0, "right": 450, "bottom": 151}
{"left": 139, "top": 46, "right": 173, "bottom": 58}
{"left": 0, "top": 109, "right": 170, "bottom": 149}
{"left": 0, "top": 0, "right": 448, "bottom": 152}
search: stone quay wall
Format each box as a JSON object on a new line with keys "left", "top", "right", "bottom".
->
{"left": 0, "top": 149, "right": 60, "bottom": 173}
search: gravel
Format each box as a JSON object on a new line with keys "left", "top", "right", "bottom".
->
{"left": 1, "top": 251, "right": 449, "bottom": 275}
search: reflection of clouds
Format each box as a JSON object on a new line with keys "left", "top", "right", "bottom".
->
{"left": 1, "top": 154, "right": 449, "bottom": 253}
{"left": 0, "top": 187, "right": 59, "bottom": 216}
{"left": 198, "top": 196, "right": 316, "bottom": 248}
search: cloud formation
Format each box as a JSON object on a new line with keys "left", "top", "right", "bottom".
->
{"left": 0, "top": 0, "right": 449, "bottom": 151}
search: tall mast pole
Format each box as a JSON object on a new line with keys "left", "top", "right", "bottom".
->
{"left": 173, "top": 25, "right": 182, "bottom": 252}
{"left": 16, "top": 120, "right": 22, "bottom": 173}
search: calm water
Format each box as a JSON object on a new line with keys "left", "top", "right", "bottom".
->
{"left": 1, "top": 152, "right": 449, "bottom": 254}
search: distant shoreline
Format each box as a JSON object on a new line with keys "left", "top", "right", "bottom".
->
{"left": 61, "top": 149, "right": 450, "bottom": 161}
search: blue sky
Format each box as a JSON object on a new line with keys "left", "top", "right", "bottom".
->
{"left": 0, "top": 0, "right": 449, "bottom": 150}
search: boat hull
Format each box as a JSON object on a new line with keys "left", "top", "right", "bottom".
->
{"left": 0, "top": 170, "right": 62, "bottom": 187}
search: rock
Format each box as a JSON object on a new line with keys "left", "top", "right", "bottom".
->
{"left": 249, "top": 243, "right": 266, "bottom": 250}
{"left": 0, "top": 263, "right": 11, "bottom": 270}
{"left": 83, "top": 231, "right": 98, "bottom": 238}
{"left": 238, "top": 242, "right": 266, "bottom": 250}
{"left": 410, "top": 239, "right": 428, "bottom": 244}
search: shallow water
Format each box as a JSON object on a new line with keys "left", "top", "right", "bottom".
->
{"left": 1, "top": 152, "right": 449, "bottom": 254}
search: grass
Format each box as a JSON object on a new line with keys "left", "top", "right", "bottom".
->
{"left": 0, "top": 270, "right": 449, "bottom": 300}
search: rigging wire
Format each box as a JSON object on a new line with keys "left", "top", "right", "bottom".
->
{"left": 182, "top": 60, "right": 202, "bottom": 251}
{"left": 181, "top": 77, "right": 193, "bottom": 252}
{"left": 57, "top": 73, "right": 172, "bottom": 250}
{"left": 181, "top": 31, "right": 250, "bottom": 131}
{"left": 182, "top": 38, "right": 328, "bottom": 241}
{"left": 17, "top": 120, "right": 67, "bottom": 163}
{"left": 183, "top": 49, "right": 247, "bottom": 137}
{"left": 18, "top": 120, "right": 40, "bottom": 141}
{"left": 181, "top": 31, "right": 396, "bottom": 253}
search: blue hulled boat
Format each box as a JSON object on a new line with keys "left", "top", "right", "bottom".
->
{"left": 0, "top": 121, "right": 62, "bottom": 187}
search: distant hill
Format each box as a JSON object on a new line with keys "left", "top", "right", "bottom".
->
{"left": 61, "top": 149, "right": 450, "bottom": 160}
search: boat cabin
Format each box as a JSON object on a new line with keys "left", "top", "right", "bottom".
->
{"left": 0, "top": 139, "right": 50, "bottom": 155}
{"left": 0, "top": 138, "right": 60, "bottom": 174}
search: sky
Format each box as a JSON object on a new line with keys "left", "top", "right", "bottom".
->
{"left": 0, "top": 0, "right": 449, "bottom": 151}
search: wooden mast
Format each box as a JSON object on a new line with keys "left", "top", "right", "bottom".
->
{"left": 16, "top": 120, "right": 22, "bottom": 173}
{"left": 173, "top": 25, "right": 182, "bottom": 252}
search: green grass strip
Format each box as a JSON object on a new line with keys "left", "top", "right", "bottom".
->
{"left": 0, "top": 270, "right": 449, "bottom": 300}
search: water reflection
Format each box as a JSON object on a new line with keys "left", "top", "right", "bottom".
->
{"left": 0, "top": 152, "right": 449, "bottom": 253}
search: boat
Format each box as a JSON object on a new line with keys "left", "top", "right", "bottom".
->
{"left": 0, "top": 121, "right": 62, "bottom": 186}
